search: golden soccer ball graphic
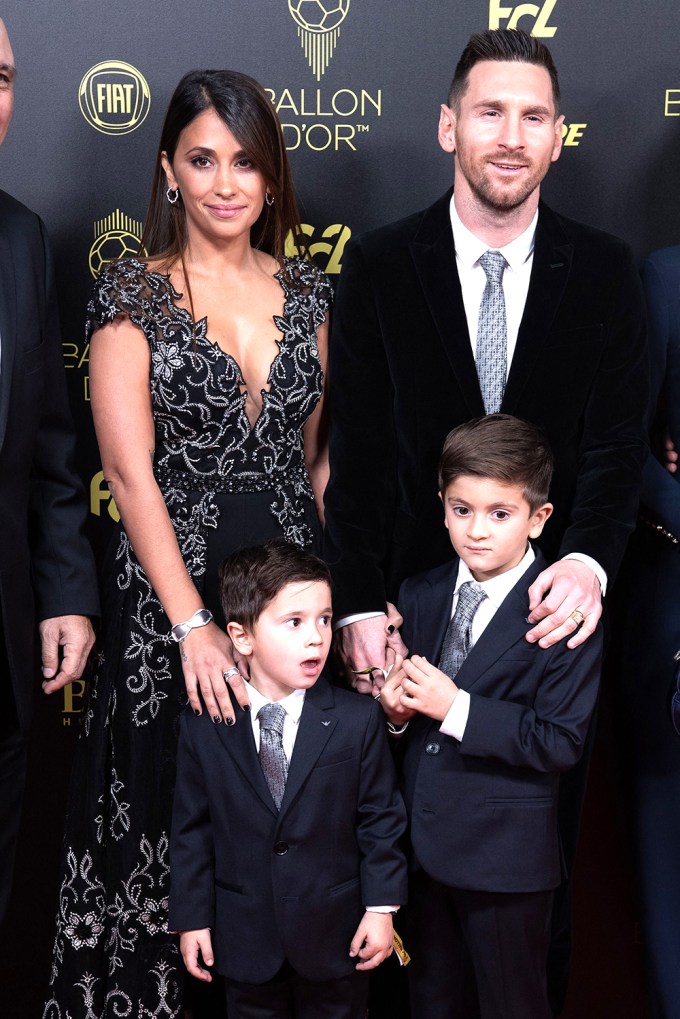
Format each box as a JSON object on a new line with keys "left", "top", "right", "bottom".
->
{"left": 89, "top": 230, "right": 141, "bottom": 279}
{"left": 288, "top": 0, "right": 350, "bottom": 33}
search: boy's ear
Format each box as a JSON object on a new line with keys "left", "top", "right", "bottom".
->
{"left": 227, "top": 621, "right": 253, "bottom": 656}
{"left": 528, "top": 502, "right": 553, "bottom": 539}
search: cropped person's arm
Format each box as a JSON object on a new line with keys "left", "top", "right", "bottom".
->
{"left": 303, "top": 316, "right": 330, "bottom": 524}
{"left": 89, "top": 317, "right": 248, "bottom": 722}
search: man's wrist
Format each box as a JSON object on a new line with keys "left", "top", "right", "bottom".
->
{"left": 560, "top": 553, "right": 607, "bottom": 595}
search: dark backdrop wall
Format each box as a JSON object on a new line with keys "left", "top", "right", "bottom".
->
{"left": 1, "top": 1, "right": 678, "bottom": 1014}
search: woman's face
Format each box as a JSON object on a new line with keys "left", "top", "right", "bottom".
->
{"left": 162, "top": 107, "right": 268, "bottom": 247}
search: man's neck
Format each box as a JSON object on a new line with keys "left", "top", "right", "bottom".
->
{"left": 453, "top": 187, "right": 540, "bottom": 249}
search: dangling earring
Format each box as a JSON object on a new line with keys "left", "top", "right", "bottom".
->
{"left": 166, "top": 187, "right": 179, "bottom": 205}
{"left": 265, "top": 191, "right": 274, "bottom": 207}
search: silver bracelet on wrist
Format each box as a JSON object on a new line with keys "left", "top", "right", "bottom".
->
{"left": 170, "top": 608, "right": 213, "bottom": 643}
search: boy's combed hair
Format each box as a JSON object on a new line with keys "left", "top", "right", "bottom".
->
{"left": 447, "top": 28, "right": 560, "bottom": 115}
{"left": 219, "top": 538, "right": 331, "bottom": 631}
{"left": 438, "top": 414, "right": 554, "bottom": 511}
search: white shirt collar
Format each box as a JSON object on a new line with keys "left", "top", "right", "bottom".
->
{"left": 449, "top": 194, "right": 538, "bottom": 274}
{"left": 245, "top": 680, "right": 306, "bottom": 724}
{"left": 455, "top": 545, "right": 536, "bottom": 610}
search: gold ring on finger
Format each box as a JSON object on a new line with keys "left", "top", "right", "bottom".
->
{"left": 569, "top": 608, "right": 585, "bottom": 626}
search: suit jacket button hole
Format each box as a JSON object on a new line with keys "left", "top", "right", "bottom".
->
{"left": 273, "top": 841, "right": 289, "bottom": 855}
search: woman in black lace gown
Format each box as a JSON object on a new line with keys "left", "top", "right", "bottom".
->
{"left": 44, "top": 70, "right": 331, "bottom": 1019}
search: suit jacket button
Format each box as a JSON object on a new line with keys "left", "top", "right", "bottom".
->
{"left": 273, "top": 841, "right": 289, "bottom": 855}
{"left": 425, "top": 742, "right": 440, "bottom": 755}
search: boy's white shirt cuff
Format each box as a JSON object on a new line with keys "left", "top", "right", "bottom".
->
{"left": 561, "top": 553, "right": 607, "bottom": 595}
{"left": 366, "top": 905, "right": 400, "bottom": 913}
{"left": 440, "top": 689, "right": 471, "bottom": 741}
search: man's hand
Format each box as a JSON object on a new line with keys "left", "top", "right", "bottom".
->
{"left": 179, "top": 929, "right": 213, "bottom": 982}
{"left": 527, "top": 559, "right": 601, "bottom": 649}
{"left": 334, "top": 616, "right": 390, "bottom": 694}
{"left": 664, "top": 433, "right": 677, "bottom": 475}
{"left": 40, "top": 615, "right": 95, "bottom": 694}
{"left": 380, "top": 656, "right": 417, "bottom": 726}
{"left": 349, "top": 911, "right": 394, "bottom": 971}
{"left": 400, "top": 655, "right": 458, "bottom": 722}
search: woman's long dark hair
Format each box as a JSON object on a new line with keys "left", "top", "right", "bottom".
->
{"left": 140, "top": 69, "right": 307, "bottom": 280}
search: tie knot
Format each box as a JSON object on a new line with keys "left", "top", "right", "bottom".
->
{"left": 457, "top": 580, "right": 487, "bottom": 616}
{"left": 479, "top": 250, "right": 507, "bottom": 285}
{"left": 258, "top": 702, "right": 286, "bottom": 735}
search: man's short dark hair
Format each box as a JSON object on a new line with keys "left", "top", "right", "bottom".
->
{"left": 219, "top": 538, "right": 331, "bottom": 631}
{"left": 438, "top": 414, "right": 554, "bottom": 511}
{"left": 448, "top": 29, "right": 560, "bottom": 115}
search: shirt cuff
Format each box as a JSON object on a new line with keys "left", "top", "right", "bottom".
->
{"left": 561, "top": 553, "right": 607, "bottom": 596}
{"left": 333, "top": 611, "right": 386, "bottom": 630}
{"left": 439, "top": 689, "right": 470, "bottom": 741}
{"left": 366, "top": 905, "right": 400, "bottom": 913}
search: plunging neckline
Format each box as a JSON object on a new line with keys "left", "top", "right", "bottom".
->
{"left": 148, "top": 260, "right": 288, "bottom": 433}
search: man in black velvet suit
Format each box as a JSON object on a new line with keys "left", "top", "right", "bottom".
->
{"left": 323, "top": 27, "right": 647, "bottom": 1014}
{"left": 0, "top": 18, "right": 98, "bottom": 925}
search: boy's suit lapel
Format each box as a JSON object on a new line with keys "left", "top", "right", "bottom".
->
{"left": 214, "top": 702, "right": 279, "bottom": 816}
{"left": 454, "top": 553, "right": 546, "bottom": 692}
{"left": 418, "top": 560, "right": 460, "bottom": 662}
{"left": 279, "top": 676, "right": 337, "bottom": 816}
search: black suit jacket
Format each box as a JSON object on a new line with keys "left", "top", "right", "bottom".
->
{"left": 169, "top": 677, "right": 408, "bottom": 984}
{"left": 0, "top": 190, "right": 98, "bottom": 729}
{"left": 398, "top": 551, "right": 602, "bottom": 894}
{"left": 324, "top": 190, "right": 648, "bottom": 612}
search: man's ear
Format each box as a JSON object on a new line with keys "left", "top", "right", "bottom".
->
{"left": 438, "top": 103, "right": 456, "bottom": 154}
{"left": 227, "top": 621, "right": 253, "bottom": 657}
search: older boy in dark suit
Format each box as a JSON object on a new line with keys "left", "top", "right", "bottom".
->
{"left": 170, "top": 540, "right": 408, "bottom": 1019}
{"left": 381, "top": 415, "right": 602, "bottom": 1019}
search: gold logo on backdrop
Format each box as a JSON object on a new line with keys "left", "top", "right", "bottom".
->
{"left": 288, "top": 0, "right": 351, "bottom": 80}
{"left": 89, "top": 209, "right": 144, "bottom": 279}
{"left": 79, "top": 60, "right": 151, "bottom": 134}
{"left": 665, "top": 90, "right": 680, "bottom": 116}
{"left": 561, "top": 122, "right": 587, "bottom": 146}
{"left": 286, "top": 223, "right": 351, "bottom": 274}
{"left": 489, "top": 0, "right": 557, "bottom": 36}
{"left": 91, "top": 470, "right": 121, "bottom": 522}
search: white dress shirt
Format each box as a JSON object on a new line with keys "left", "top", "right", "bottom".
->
{"left": 439, "top": 546, "right": 536, "bottom": 741}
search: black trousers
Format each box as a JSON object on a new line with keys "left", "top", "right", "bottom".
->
{"left": 224, "top": 961, "right": 369, "bottom": 1019}
{"left": 406, "top": 871, "right": 553, "bottom": 1019}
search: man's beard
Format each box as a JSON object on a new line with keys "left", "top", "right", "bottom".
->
{"left": 460, "top": 150, "right": 551, "bottom": 213}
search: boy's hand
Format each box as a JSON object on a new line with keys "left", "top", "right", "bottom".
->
{"left": 400, "top": 655, "right": 458, "bottom": 722}
{"left": 349, "top": 911, "right": 394, "bottom": 971}
{"left": 179, "top": 929, "right": 214, "bottom": 982}
{"left": 380, "top": 655, "right": 417, "bottom": 726}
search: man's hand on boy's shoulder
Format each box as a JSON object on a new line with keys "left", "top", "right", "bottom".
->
{"left": 179, "top": 929, "right": 214, "bottom": 983}
{"left": 526, "top": 559, "right": 602, "bottom": 650}
{"left": 349, "top": 911, "right": 394, "bottom": 971}
{"left": 399, "top": 655, "right": 459, "bottom": 722}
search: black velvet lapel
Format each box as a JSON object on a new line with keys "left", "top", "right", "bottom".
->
{"left": 409, "top": 190, "right": 485, "bottom": 418}
{"left": 0, "top": 224, "right": 18, "bottom": 451}
{"left": 502, "top": 203, "right": 573, "bottom": 411}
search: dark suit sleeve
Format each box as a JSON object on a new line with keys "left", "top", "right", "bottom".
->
{"left": 355, "top": 700, "right": 408, "bottom": 906}
{"left": 28, "top": 218, "right": 98, "bottom": 621}
{"left": 557, "top": 242, "right": 648, "bottom": 581}
{"left": 323, "top": 239, "right": 397, "bottom": 615}
{"left": 638, "top": 252, "right": 680, "bottom": 537}
{"left": 169, "top": 713, "right": 215, "bottom": 932}
{"left": 460, "top": 628, "right": 602, "bottom": 773}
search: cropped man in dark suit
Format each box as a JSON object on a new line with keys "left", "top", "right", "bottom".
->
{"left": 381, "top": 416, "right": 602, "bottom": 1018}
{"left": 0, "top": 18, "right": 98, "bottom": 925}
{"left": 323, "top": 28, "right": 646, "bottom": 1011}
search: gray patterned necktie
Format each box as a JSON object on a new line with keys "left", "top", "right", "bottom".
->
{"left": 475, "top": 250, "right": 508, "bottom": 414}
{"left": 438, "top": 581, "right": 487, "bottom": 679}
{"left": 258, "top": 702, "right": 288, "bottom": 810}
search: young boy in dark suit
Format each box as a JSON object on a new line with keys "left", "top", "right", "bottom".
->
{"left": 169, "top": 539, "right": 408, "bottom": 1019}
{"left": 381, "top": 414, "right": 603, "bottom": 1019}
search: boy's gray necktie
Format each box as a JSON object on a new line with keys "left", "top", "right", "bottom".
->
{"left": 475, "top": 250, "right": 508, "bottom": 413}
{"left": 438, "top": 581, "right": 488, "bottom": 680}
{"left": 258, "top": 702, "right": 288, "bottom": 810}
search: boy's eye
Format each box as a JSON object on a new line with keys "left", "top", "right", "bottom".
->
{"left": 287, "top": 617, "right": 301, "bottom": 627}
{"left": 452, "top": 506, "right": 470, "bottom": 517}
{"left": 319, "top": 615, "right": 331, "bottom": 626}
{"left": 492, "top": 510, "right": 510, "bottom": 520}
